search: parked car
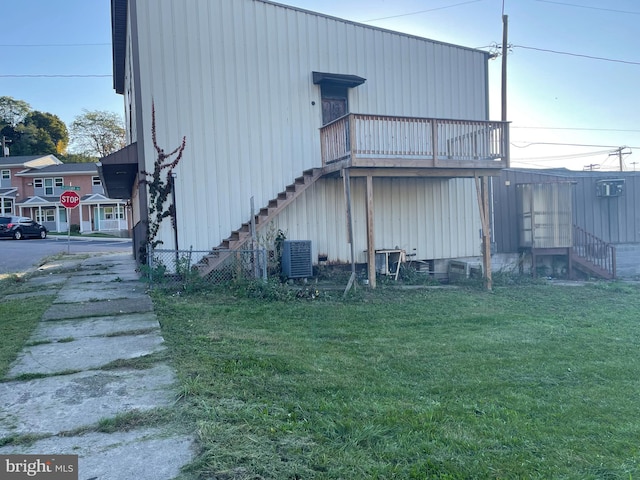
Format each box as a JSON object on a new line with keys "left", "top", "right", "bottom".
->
{"left": 0, "top": 216, "right": 48, "bottom": 240}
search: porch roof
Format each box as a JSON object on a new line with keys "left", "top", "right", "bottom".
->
{"left": 97, "top": 143, "right": 138, "bottom": 200}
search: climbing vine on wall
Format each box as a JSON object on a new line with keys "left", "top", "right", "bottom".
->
{"left": 141, "top": 102, "right": 187, "bottom": 250}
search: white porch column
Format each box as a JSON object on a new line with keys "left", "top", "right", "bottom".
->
{"left": 79, "top": 202, "right": 84, "bottom": 233}
{"left": 96, "top": 203, "right": 101, "bottom": 232}
{"left": 56, "top": 205, "right": 61, "bottom": 233}
{"left": 120, "top": 202, "right": 126, "bottom": 230}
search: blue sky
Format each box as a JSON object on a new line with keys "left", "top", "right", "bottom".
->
{"left": 2, "top": 0, "right": 638, "bottom": 171}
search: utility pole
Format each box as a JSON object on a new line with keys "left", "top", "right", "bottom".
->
{"left": 501, "top": 14, "right": 508, "bottom": 126}
{"left": 1, "top": 136, "right": 9, "bottom": 157}
{"left": 608, "top": 147, "right": 630, "bottom": 172}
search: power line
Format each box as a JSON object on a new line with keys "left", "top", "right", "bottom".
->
{"left": 512, "top": 149, "right": 612, "bottom": 161}
{"left": 361, "top": 0, "right": 484, "bottom": 23}
{"left": 0, "top": 43, "right": 110, "bottom": 47}
{"left": 512, "top": 44, "right": 640, "bottom": 66}
{"left": 0, "top": 74, "right": 111, "bottom": 78}
{"left": 512, "top": 141, "right": 640, "bottom": 149}
{"left": 534, "top": 0, "right": 640, "bottom": 16}
{"left": 512, "top": 126, "right": 640, "bottom": 133}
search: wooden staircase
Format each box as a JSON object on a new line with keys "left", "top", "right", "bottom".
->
{"left": 530, "top": 226, "right": 616, "bottom": 280}
{"left": 194, "top": 168, "right": 324, "bottom": 277}
{"left": 570, "top": 225, "right": 616, "bottom": 280}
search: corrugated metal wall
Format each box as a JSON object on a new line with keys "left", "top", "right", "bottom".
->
{"left": 129, "top": 0, "right": 490, "bottom": 256}
{"left": 494, "top": 169, "right": 640, "bottom": 252}
{"left": 271, "top": 177, "right": 481, "bottom": 263}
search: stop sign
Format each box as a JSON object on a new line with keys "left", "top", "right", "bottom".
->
{"left": 60, "top": 191, "right": 81, "bottom": 209}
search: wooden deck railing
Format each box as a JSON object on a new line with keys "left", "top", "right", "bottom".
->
{"left": 320, "top": 113, "right": 509, "bottom": 168}
{"left": 572, "top": 225, "right": 616, "bottom": 278}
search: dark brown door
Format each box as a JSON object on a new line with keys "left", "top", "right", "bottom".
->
{"left": 321, "top": 85, "right": 348, "bottom": 125}
{"left": 322, "top": 97, "right": 347, "bottom": 125}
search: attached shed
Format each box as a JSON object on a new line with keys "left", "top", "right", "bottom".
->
{"left": 493, "top": 168, "right": 640, "bottom": 278}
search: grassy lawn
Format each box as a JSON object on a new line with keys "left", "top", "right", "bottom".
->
{"left": 153, "top": 281, "right": 640, "bottom": 480}
{"left": 0, "top": 277, "right": 54, "bottom": 377}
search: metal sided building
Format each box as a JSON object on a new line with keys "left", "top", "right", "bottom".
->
{"left": 101, "top": 0, "right": 509, "bottom": 282}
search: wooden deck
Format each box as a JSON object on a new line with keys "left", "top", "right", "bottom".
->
{"left": 320, "top": 114, "right": 509, "bottom": 176}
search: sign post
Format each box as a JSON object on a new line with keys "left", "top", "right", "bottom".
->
{"left": 60, "top": 191, "right": 81, "bottom": 254}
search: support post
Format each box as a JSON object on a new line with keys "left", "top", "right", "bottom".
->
{"left": 475, "top": 175, "right": 493, "bottom": 291}
{"left": 343, "top": 169, "right": 357, "bottom": 296}
{"left": 366, "top": 175, "right": 376, "bottom": 288}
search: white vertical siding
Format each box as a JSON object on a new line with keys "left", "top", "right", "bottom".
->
{"left": 131, "top": 0, "right": 489, "bottom": 257}
{"left": 271, "top": 177, "right": 481, "bottom": 263}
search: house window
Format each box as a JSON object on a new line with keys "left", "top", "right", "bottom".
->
{"left": 101, "top": 206, "right": 124, "bottom": 220}
{"left": 43, "top": 177, "right": 63, "bottom": 196}
{"left": 1, "top": 199, "right": 12, "bottom": 214}
{"left": 34, "top": 178, "right": 43, "bottom": 188}
{"left": 1, "top": 170, "right": 9, "bottom": 180}
{"left": 92, "top": 176, "right": 102, "bottom": 186}
{"left": 35, "top": 209, "right": 56, "bottom": 223}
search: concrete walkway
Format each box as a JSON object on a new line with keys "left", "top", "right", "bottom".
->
{"left": 0, "top": 253, "right": 195, "bottom": 480}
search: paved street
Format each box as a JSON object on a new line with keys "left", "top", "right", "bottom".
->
{"left": 0, "top": 236, "right": 132, "bottom": 276}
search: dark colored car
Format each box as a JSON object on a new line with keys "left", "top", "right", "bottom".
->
{"left": 0, "top": 216, "right": 48, "bottom": 240}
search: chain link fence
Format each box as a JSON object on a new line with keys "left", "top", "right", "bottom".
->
{"left": 145, "top": 246, "right": 269, "bottom": 288}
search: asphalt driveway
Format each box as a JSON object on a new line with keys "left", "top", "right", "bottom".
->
{"left": 0, "top": 236, "right": 132, "bottom": 275}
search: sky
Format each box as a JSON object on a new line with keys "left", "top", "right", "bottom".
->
{"left": 2, "top": 0, "right": 638, "bottom": 171}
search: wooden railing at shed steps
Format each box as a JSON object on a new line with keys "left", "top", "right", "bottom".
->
{"left": 572, "top": 225, "right": 616, "bottom": 279}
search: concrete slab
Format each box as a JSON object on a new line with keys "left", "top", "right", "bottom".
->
{"left": 25, "top": 274, "right": 70, "bottom": 287}
{"left": 3, "top": 290, "right": 60, "bottom": 301}
{"left": 53, "top": 282, "right": 148, "bottom": 304}
{"left": 36, "top": 259, "right": 85, "bottom": 274}
{"left": 64, "top": 272, "right": 142, "bottom": 284}
{"left": 84, "top": 252, "right": 135, "bottom": 265}
{"left": 0, "top": 428, "right": 195, "bottom": 480}
{"left": 9, "top": 333, "right": 166, "bottom": 376}
{"left": 43, "top": 297, "right": 154, "bottom": 321}
{"left": 31, "top": 313, "right": 160, "bottom": 342}
{"left": 0, "top": 364, "right": 177, "bottom": 436}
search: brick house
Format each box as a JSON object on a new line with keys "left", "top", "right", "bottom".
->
{"left": 0, "top": 155, "right": 130, "bottom": 234}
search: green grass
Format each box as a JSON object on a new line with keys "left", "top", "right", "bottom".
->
{"left": 0, "top": 296, "right": 55, "bottom": 377}
{"left": 153, "top": 282, "right": 640, "bottom": 479}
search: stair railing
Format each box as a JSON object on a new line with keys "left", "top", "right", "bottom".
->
{"left": 572, "top": 225, "right": 616, "bottom": 278}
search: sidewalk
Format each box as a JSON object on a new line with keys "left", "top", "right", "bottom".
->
{"left": 0, "top": 252, "right": 194, "bottom": 480}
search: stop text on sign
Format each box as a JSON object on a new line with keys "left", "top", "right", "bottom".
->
{"left": 60, "top": 191, "right": 81, "bottom": 209}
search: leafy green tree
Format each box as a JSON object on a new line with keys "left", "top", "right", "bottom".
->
{"left": 59, "top": 152, "right": 97, "bottom": 163}
{"left": 0, "top": 97, "right": 69, "bottom": 156}
{"left": 70, "top": 110, "right": 125, "bottom": 158}
{"left": 9, "top": 123, "right": 56, "bottom": 156}
{"left": 0, "top": 96, "right": 31, "bottom": 127}
{"left": 24, "top": 111, "right": 68, "bottom": 154}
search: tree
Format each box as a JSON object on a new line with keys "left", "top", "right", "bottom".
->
{"left": 0, "top": 108, "right": 69, "bottom": 157}
{"left": 24, "top": 111, "right": 68, "bottom": 154}
{"left": 59, "top": 152, "right": 98, "bottom": 163}
{"left": 70, "top": 110, "right": 125, "bottom": 158}
{"left": 0, "top": 96, "right": 31, "bottom": 127}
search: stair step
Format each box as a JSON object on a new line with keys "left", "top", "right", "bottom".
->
{"left": 196, "top": 167, "right": 324, "bottom": 277}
